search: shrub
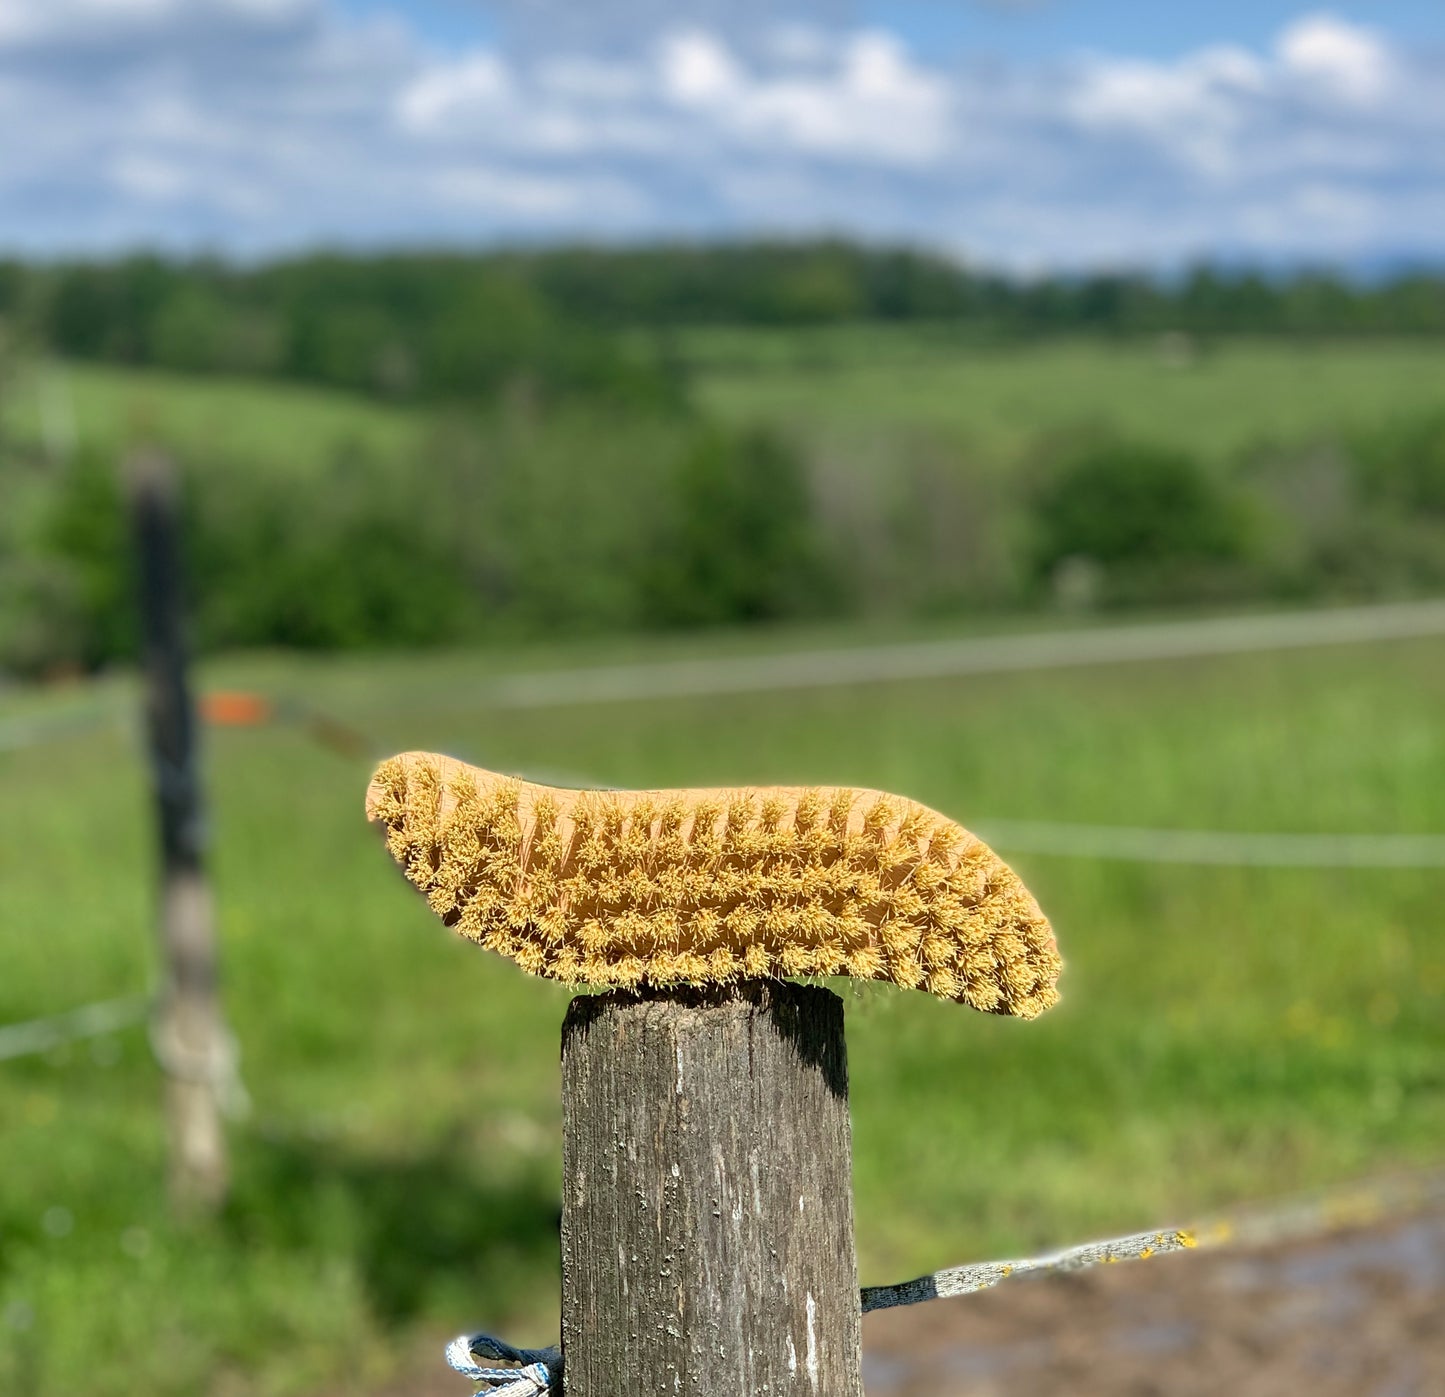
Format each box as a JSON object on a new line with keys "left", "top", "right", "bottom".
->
{"left": 642, "top": 428, "right": 839, "bottom": 627}
{"left": 186, "top": 440, "right": 477, "bottom": 651}
{"left": 1244, "top": 411, "right": 1445, "bottom": 600}
{"left": 0, "top": 447, "right": 135, "bottom": 676}
{"left": 0, "top": 554, "right": 89, "bottom": 677}
{"left": 1030, "top": 441, "right": 1251, "bottom": 603}
{"left": 1354, "top": 409, "right": 1445, "bottom": 518}
{"left": 0, "top": 413, "right": 840, "bottom": 673}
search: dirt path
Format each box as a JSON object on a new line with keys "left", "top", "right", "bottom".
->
{"left": 863, "top": 1209, "right": 1445, "bottom": 1397}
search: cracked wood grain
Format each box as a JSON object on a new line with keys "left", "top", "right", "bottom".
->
{"left": 561, "top": 982, "right": 862, "bottom": 1396}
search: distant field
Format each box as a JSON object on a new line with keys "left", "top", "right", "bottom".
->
{"left": 2, "top": 620, "right": 1442, "bottom": 1396}
{"left": 686, "top": 328, "right": 1445, "bottom": 462}
{"left": 7, "top": 359, "right": 425, "bottom": 474}
{"left": 8, "top": 332, "right": 1445, "bottom": 480}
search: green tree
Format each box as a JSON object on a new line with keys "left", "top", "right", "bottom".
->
{"left": 645, "top": 429, "right": 836, "bottom": 626}
{"left": 1031, "top": 441, "right": 1249, "bottom": 600}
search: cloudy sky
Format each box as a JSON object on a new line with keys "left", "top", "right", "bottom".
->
{"left": 2, "top": 0, "right": 1442, "bottom": 269}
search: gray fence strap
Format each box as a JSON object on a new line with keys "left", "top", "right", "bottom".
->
{"left": 445, "top": 1333, "right": 562, "bottom": 1394}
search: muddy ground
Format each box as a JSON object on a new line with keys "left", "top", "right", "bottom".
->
{"left": 365, "top": 1207, "right": 1444, "bottom": 1396}
{"left": 864, "top": 1209, "right": 1445, "bottom": 1397}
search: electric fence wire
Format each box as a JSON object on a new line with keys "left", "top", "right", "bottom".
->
{"left": 861, "top": 1168, "right": 1445, "bottom": 1312}
{"left": 0, "top": 994, "right": 152, "bottom": 1063}
{"left": 476, "top": 598, "right": 1445, "bottom": 710}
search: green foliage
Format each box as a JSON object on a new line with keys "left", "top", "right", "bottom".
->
{"left": 1355, "top": 408, "right": 1445, "bottom": 517}
{"left": 1030, "top": 441, "right": 1252, "bottom": 601}
{"left": 0, "top": 403, "right": 839, "bottom": 672}
{"left": 643, "top": 428, "right": 839, "bottom": 627}
{"left": 149, "top": 285, "right": 244, "bottom": 374}
{"left": 41, "top": 450, "right": 135, "bottom": 664}
{"left": 7, "top": 332, "right": 1445, "bottom": 678}
{"left": 419, "top": 275, "right": 549, "bottom": 395}
{"left": 186, "top": 441, "right": 476, "bottom": 651}
{"left": 0, "top": 448, "right": 133, "bottom": 674}
{"left": 1241, "top": 409, "right": 1445, "bottom": 601}
{"left": 12, "top": 253, "right": 687, "bottom": 409}
{"left": 0, "top": 555, "right": 87, "bottom": 677}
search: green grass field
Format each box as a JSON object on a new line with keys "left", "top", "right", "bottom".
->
{"left": 7, "top": 359, "right": 426, "bottom": 475}
{"left": 3, "top": 620, "right": 1443, "bottom": 1395}
{"left": 688, "top": 329, "right": 1445, "bottom": 462}
{"left": 8, "top": 331, "right": 1445, "bottom": 477}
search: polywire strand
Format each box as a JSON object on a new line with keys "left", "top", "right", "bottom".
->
{"left": 0, "top": 994, "right": 152, "bottom": 1062}
{"left": 445, "top": 1170, "right": 1445, "bottom": 1388}
{"left": 477, "top": 598, "right": 1445, "bottom": 709}
{"left": 862, "top": 1169, "right": 1445, "bottom": 1312}
{"left": 7, "top": 599, "right": 1445, "bottom": 749}
{"left": 974, "top": 819, "right": 1445, "bottom": 867}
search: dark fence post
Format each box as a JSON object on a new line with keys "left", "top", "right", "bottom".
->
{"left": 561, "top": 981, "right": 864, "bottom": 1395}
{"left": 129, "top": 448, "right": 230, "bottom": 1212}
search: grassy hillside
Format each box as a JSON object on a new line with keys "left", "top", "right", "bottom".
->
{"left": 688, "top": 329, "right": 1445, "bottom": 462}
{"left": 10, "top": 332, "right": 1445, "bottom": 475}
{"left": 6, "top": 359, "right": 425, "bottom": 475}
{"left": 2, "top": 621, "right": 1442, "bottom": 1395}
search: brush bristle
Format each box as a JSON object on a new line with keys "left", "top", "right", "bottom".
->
{"left": 365, "top": 752, "right": 1061, "bottom": 1019}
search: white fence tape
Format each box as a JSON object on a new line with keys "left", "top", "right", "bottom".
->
{"left": 975, "top": 819, "right": 1445, "bottom": 867}
{"left": 0, "top": 993, "right": 151, "bottom": 1063}
{"left": 477, "top": 599, "right": 1445, "bottom": 710}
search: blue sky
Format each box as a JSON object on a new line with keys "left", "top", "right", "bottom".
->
{"left": 872, "top": 1, "right": 1445, "bottom": 60}
{"left": 2, "top": 0, "right": 1443, "bottom": 268}
{"left": 363, "top": 1, "right": 1445, "bottom": 59}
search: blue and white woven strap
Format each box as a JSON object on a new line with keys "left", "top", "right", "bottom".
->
{"left": 445, "top": 1332, "right": 562, "bottom": 1394}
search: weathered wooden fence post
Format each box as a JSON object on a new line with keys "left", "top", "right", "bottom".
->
{"left": 129, "top": 448, "right": 230, "bottom": 1212}
{"left": 561, "top": 981, "right": 864, "bottom": 1396}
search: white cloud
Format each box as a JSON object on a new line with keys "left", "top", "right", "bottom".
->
{"left": 654, "top": 27, "right": 951, "bottom": 164}
{"left": 1066, "top": 45, "right": 1266, "bottom": 177}
{"left": 393, "top": 25, "right": 949, "bottom": 167}
{"left": 659, "top": 29, "right": 743, "bottom": 104}
{"left": 1278, "top": 12, "right": 1392, "bottom": 103}
{"left": 398, "top": 53, "right": 512, "bottom": 133}
{"left": 0, "top": 3, "right": 1442, "bottom": 267}
{"left": 1070, "top": 45, "right": 1265, "bottom": 132}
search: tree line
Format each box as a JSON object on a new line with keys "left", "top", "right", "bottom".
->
{"left": 1, "top": 243, "right": 1442, "bottom": 403}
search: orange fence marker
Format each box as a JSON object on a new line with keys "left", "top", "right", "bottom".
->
{"left": 200, "top": 691, "right": 274, "bottom": 727}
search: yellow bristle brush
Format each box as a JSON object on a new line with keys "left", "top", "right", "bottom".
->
{"left": 366, "top": 752, "right": 1062, "bottom": 1019}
